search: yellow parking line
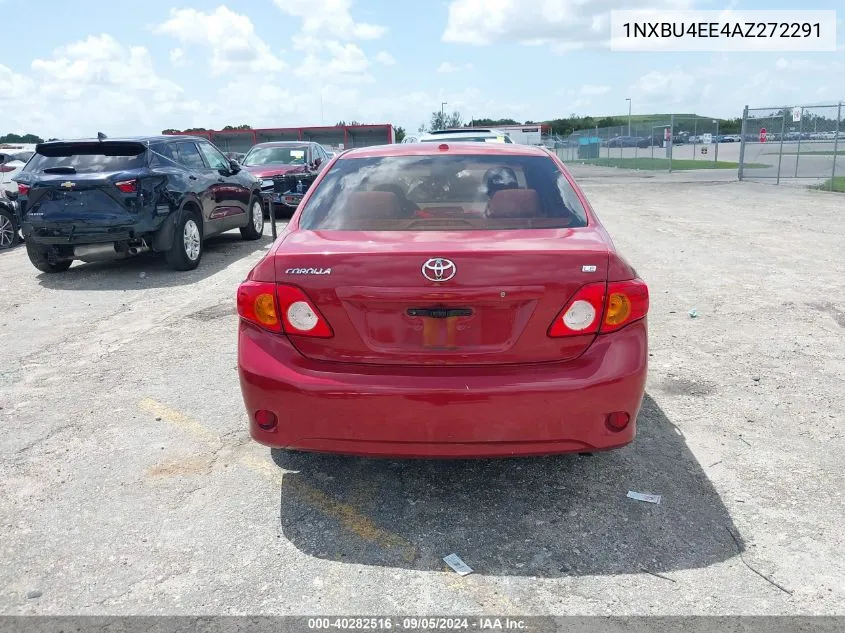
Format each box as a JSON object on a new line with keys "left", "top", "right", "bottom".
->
{"left": 139, "top": 399, "right": 416, "bottom": 562}
{"left": 139, "top": 398, "right": 220, "bottom": 444}
{"left": 284, "top": 478, "right": 417, "bottom": 563}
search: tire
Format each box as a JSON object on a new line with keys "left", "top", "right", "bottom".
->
{"left": 240, "top": 197, "right": 265, "bottom": 241}
{"left": 0, "top": 209, "right": 18, "bottom": 250}
{"left": 165, "top": 207, "right": 203, "bottom": 271}
{"left": 25, "top": 241, "right": 72, "bottom": 273}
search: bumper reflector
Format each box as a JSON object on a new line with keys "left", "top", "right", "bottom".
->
{"left": 606, "top": 411, "right": 630, "bottom": 432}
{"left": 255, "top": 410, "right": 278, "bottom": 430}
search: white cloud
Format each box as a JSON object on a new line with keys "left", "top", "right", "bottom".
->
{"left": 437, "top": 61, "right": 473, "bottom": 73}
{"left": 442, "top": 0, "right": 692, "bottom": 51}
{"left": 579, "top": 84, "right": 611, "bottom": 96}
{"left": 169, "top": 48, "right": 189, "bottom": 68}
{"left": 2, "top": 34, "right": 202, "bottom": 138}
{"left": 374, "top": 51, "right": 396, "bottom": 66}
{"left": 295, "top": 41, "right": 373, "bottom": 84}
{"left": 273, "top": 0, "right": 386, "bottom": 40}
{"left": 154, "top": 7, "right": 285, "bottom": 75}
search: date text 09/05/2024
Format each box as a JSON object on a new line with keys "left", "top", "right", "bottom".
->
{"left": 307, "top": 617, "right": 529, "bottom": 630}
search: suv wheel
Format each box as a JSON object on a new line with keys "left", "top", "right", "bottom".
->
{"left": 26, "top": 242, "right": 72, "bottom": 273}
{"left": 165, "top": 208, "right": 203, "bottom": 271}
{"left": 0, "top": 209, "right": 18, "bottom": 250}
{"left": 240, "top": 197, "right": 264, "bottom": 241}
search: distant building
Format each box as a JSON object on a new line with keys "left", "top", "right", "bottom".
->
{"left": 164, "top": 124, "right": 396, "bottom": 153}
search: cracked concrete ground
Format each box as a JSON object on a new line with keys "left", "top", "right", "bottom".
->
{"left": 0, "top": 170, "right": 843, "bottom": 615}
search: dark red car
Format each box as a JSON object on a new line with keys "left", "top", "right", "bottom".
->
{"left": 237, "top": 142, "right": 648, "bottom": 458}
{"left": 241, "top": 141, "right": 330, "bottom": 216}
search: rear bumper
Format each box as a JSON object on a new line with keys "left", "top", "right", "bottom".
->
{"left": 21, "top": 218, "right": 164, "bottom": 246}
{"left": 238, "top": 320, "right": 648, "bottom": 458}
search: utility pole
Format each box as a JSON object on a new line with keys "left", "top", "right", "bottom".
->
{"left": 440, "top": 101, "right": 448, "bottom": 129}
{"left": 625, "top": 98, "right": 632, "bottom": 136}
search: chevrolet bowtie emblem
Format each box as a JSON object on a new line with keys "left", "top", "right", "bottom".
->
{"left": 60, "top": 181, "right": 75, "bottom": 189}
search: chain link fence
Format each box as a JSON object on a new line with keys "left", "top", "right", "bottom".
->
{"left": 551, "top": 116, "right": 743, "bottom": 172}
{"left": 738, "top": 103, "right": 843, "bottom": 189}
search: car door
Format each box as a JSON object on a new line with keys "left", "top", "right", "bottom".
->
{"left": 196, "top": 141, "right": 250, "bottom": 231}
{"left": 173, "top": 141, "right": 220, "bottom": 231}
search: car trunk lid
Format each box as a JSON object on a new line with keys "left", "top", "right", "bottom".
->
{"left": 274, "top": 229, "right": 609, "bottom": 366}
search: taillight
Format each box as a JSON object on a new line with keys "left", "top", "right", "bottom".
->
{"left": 236, "top": 282, "right": 332, "bottom": 338}
{"left": 18, "top": 183, "right": 30, "bottom": 196}
{"left": 115, "top": 179, "right": 138, "bottom": 193}
{"left": 276, "top": 284, "right": 333, "bottom": 338}
{"left": 548, "top": 282, "right": 605, "bottom": 337}
{"left": 0, "top": 165, "right": 16, "bottom": 173}
{"left": 237, "top": 281, "right": 282, "bottom": 333}
{"left": 601, "top": 279, "right": 649, "bottom": 333}
{"left": 548, "top": 279, "right": 649, "bottom": 337}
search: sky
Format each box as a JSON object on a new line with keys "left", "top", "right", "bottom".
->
{"left": 0, "top": 0, "right": 843, "bottom": 138}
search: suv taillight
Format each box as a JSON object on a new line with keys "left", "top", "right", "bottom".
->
{"left": 18, "top": 183, "right": 30, "bottom": 196}
{"left": 115, "top": 179, "right": 138, "bottom": 193}
{"left": 237, "top": 282, "right": 332, "bottom": 338}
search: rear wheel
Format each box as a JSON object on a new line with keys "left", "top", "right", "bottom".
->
{"left": 0, "top": 209, "right": 18, "bottom": 250}
{"left": 25, "top": 241, "right": 72, "bottom": 273}
{"left": 165, "top": 208, "right": 203, "bottom": 271}
{"left": 240, "top": 198, "right": 264, "bottom": 240}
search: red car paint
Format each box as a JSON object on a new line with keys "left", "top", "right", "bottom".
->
{"left": 237, "top": 142, "right": 648, "bottom": 458}
{"left": 243, "top": 164, "right": 309, "bottom": 179}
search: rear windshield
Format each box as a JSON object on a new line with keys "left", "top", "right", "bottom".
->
{"left": 298, "top": 154, "right": 588, "bottom": 231}
{"left": 25, "top": 143, "right": 147, "bottom": 174}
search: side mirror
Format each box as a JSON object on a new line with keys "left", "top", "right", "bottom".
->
{"left": 228, "top": 159, "right": 241, "bottom": 174}
{"left": 313, "top": 157, "right": 322, "bottom": 167}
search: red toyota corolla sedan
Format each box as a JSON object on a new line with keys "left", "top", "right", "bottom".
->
{"left": 237, "top": 142, "right": 648, "bottom": 458}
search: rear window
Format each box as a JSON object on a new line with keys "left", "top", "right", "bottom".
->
{"left": 298, "top": 154, "right": 588, "bottom": 231}
{"left": 25, "top": 142, "right": 147, "bottom": 174}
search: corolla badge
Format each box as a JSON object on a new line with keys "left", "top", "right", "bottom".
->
{"left": 285, "top": 267, "right": 331, "bottom": 275}
{"left": 422, "top": 257, "right": 456, "bottom": 282}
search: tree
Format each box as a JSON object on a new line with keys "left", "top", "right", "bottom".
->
{"left": 222, "top": 124, "right": 252, "bottom": 130}
{"left": 467, "top": 117, "right": 519, "bottom": 127}
{"left": 420, "top": 110, "right": 463, "bottom": 133}
{"left": 161, "top": 128, "right": 181, "bottom": 134}
{"left": 394, "top": 126, "right": 406, "bottom": 143}
{"left": 0, "top": 132, "right": 44, "bottom": 144}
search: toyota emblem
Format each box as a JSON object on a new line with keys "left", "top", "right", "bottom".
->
{"left": 421, "top": 257, "right": 456, "bottom": 282}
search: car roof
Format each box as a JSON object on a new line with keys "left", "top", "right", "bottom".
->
{"left": 250, "top": 141, "right": 314, "bottom": 148}
{"left": 340, "top": 142, "right": 549, "bottom": 159}
{"left": 35, "top": 135, "right": 208, "bottom": 147}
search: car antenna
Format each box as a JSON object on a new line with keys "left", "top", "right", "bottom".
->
{"left": 97, "top": 132, "right": 107, "bottom": 142}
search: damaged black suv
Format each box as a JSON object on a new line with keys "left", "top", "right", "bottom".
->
{"left": 14, "top": 135, "right": 264, "bottom": 273}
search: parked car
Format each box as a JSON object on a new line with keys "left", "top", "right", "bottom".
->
{"left": 240, "top": 141, "right": 330, "bottom": 216}
{"left": 418, "top": 128, "right": 514, "bottom": 143}
{"left": 0, "top": 187, "right": 21, "bottom": 249}
{"left": 605, "top": 136, "right": 649, "bottom": 148}
{"left": 236, "top": 142, "right": 649, "bottom": 457}
{"left": 13, "top": 135, "right": 264, "bottom": 273}
{"left": 0, "top": 150, "right": 33, "bottom": 195}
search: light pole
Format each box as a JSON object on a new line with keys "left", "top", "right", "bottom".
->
{"left": 625, "top": 98, "right": 632, "bottom": 136}
{"left": 441, "top": 101, "right": 448, "bottom": 129}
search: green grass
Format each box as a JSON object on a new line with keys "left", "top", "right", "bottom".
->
{"left": 775, "top": 150, "right": 845, "bottom": 156}
{"left": 811, "top": 176, "right": 845, "bottom": 192}
{"left": 572, "top": 157, "right": 769, "bottom": 171}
